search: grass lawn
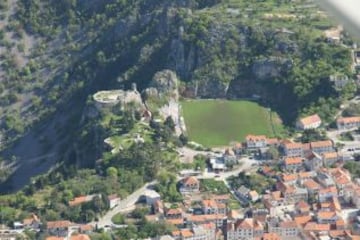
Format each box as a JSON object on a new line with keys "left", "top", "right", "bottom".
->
{"left": 181, "top": 99, "right": 284, "bottom": 147}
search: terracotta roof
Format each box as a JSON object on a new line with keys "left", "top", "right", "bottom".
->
{"left": 249, "top": 190, "right": 259, "bottom": 200}
{"left": 310, "top": 140, "right": 333, "bottom": 149}
{"left": 298, "top": 171, "right": 314, "bottom": 179}
{"left": 331, "top": 197, "right": 342, "bottom": 211}
{"left": 180, "top": 229, "right": 193, "bottom": 238}
{"left": 296, "top": 200, "right": 310, "bottom": 210}
{"left": 319, "top": 186, "right": 338, "bottom": 195}
{"left": 280, "top": 221, "right": 297, "bottom": 228}
{"left": 79, "top": 224, "right": 93, "bottom": 232}
{"left": 336, "top": 218, "right": 345, "bottom": 226}
{"left": 47, "top": 221, "right": 72, "bottom": 229}
{"left": 281, "top": 173, "right": 297, "bottom": 182}
{"left": 69, "top": 196, "right": 88, "bottom": 206}
{"left": 337, "top": 116, "right": 360, "bottom": 124}
{"left": 271, "top": 191, "right": 282, "bottom": 200}
{"left": 262, "top": 232, "right": 281, "bottom": 240}
{"left": 329, "top": 230, "right": 347, "bottom": 238}
{"left": 166, "top": 218, "right": 184, "bottom": 225}
{"left": 299, "top": 114, "right": 321, "bottom": 126}
{"left": 246, "top": 135, "right": 267, "bottom": 142}
{"left": 322, "top": 152, "right": 338, "bottom": 159}
{"left": 303, "top": 179, "right": 321, "bottom": 190}
{"left": 166, "top": 208, "right": 183, "bottom": 216}
{"left": 284, "top": 157, "right": 303, "bottom": 165}
{"left": 267, "top": 138, "right": 279, "bottom": 145}
{"left": 46, "top": 237, "right": 64, "bottom": 240}
{"left": 295, "top": 215, "right": 312, "bottom": 226}
{"left": 317, "top": 211, "right": 337, "bottom": 219}
{"left": 302, "top": 143, "right": 311, "bottom": 151}
{"left": 171, "top": 230, "right": 181, "bottom": 236}
{"left": 304, "top": 222, "right": 330, "bottom": 232}
{"left": 70, "top": 235, "right": 91, "bottom": 240}
{"left": 182, "top": 176, "right": 199, "bottom": 186}
{"left": 202, "top": 199, "right": 218, "bottom": 208}
{"left": 200, "top": 222, "right": 216, "bottom": 230}
{"left": 283, "top": 142, "right": 303, "bottom": 149}
{"left": 189, "top": 214, "right": 225, "bottom": 223}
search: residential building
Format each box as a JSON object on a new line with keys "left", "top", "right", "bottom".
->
{"left": 322, "top": 152, "right": 339, "bottom": 167}
{"left": 268, "top": 219, "right": 299, "bottom": 238}
{"left": 283, "top": 157, "right": 304, "bottom": 171}
{"left": 107, "top": 194, "right": 121, "bottom": 209}
{"left": 180, "top": 176, "right": 200, "bottom": 194}
{"left": 304, "top": 151, "right": 323, "bottom": 171}
{"left": 22, "top": 213, "right": 41, "bottom": 230}
{"left": 318, "top": 186, "right": 338, "bottom": 202}
{"left": 296, "top": 114, "right": 322, "bottom": 130}
{"left": 249, "top": 190, "right": 260, "bottom": 202}
{"left": 201, "top": 199, "right": 226, "bottom": 215}
{"left": 68, "top": 194, "right": 100, "bottom": 207}
{"left": 276, "top": 181, "right": 308, "bottom": 203}
{"left": 46, "top": 221, "right": 72, "bottom": 237}
{"left": 317, "top": 211, "right": 339, "bottom": 224}
{"left": 310, "top": 140, "right": 334, "bottom": 154}
{"left": 246, "top": 135, "right": 267, "bottom": 149}
{"left": 303, "top": 179, "right": 321, "bottom": 196}
{"left": 317, "top": 172, "right": 335, "bottom": 188}
{"left": 261, "top": 232, "right": 281, "bottom": 240}
{"left": 166, "top": 208, "right": 183, "bottom": 219}
{"left": 144, "top": 190, "right": 161, "bottom": 205}
{"left": 330, "top": 168, "right": 352, "bottom": 196}
{"left": 337, "top": 116, "right": 360, "bottom": 130}
{"left": 282, "top": 142, "right": 303, "bottom": 157}
{"left": 303, "top": 222, "right": 331, "bottom": 234}
{"left": 227, "top": 218, "right": 264, "bottom": 240}
{"left": 188, "top": 214, "right": 225, "bottom": 228}
{"left": 295, "top": 200, "right": 311, "bottom": 215}
{"left": 70, "top": 234, "right": 91, "bottom": 240}
{"left": 235, "top": 185, "right": 250, "bottom": 202}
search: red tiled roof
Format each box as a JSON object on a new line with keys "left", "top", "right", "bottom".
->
{"left": 182, "top": 176, "right": 199, "bottom": 186}
{"left": 69, "top": 196, "right": 92, "bottom": 206}
{"left": 295, "top": 215, "right": 312, "bottom": 226}
{"left": 337, "top": 116, "right": 360, "bottom": 124}
{"left": 246, "top": 135, "right": 267, "bottom": 142}
{"left": 262, "top": 232, "right": 281, "bottom": 240}
{"left": 284, "top": 157, "right": 303, "bottom": 165}
{"left": 47, "top": 221, "right": 72, "bottom": 229}
{"left": 299, "top": 114, "right": 321, "bottom": 126}
{"left": 303, "top": 179, "right": 321, "bottom": 190}
{"left": 279, "top": 221, "right": 297, "bottom": 228}
{"left": 310, "top": 140, "right": 333, "bottom": 149}
{"left": 70, "top": 235, "right": 91, "bottom": 240}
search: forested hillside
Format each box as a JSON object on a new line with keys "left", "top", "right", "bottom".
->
{"left": 0, "top": 0, "right": 357, "bottom": 188}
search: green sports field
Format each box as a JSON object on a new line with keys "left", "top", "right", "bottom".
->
{"left": 181, "top": 100, "right": 284, "bottom": 147}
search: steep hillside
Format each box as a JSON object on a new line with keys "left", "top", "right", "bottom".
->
{"left": 0, "top": 0, "right": 356, "bottom": 190}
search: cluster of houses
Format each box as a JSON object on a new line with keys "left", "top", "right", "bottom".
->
{"left": 137, "top": 161, "right": 360, "bottom": 240}
{"left": 0, "top": 193, "right": 122, "bottom": 240}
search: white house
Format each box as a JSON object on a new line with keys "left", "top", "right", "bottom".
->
{"left": 144, "top": 190, "right": 161, "bottom": 205}
{"left": 296, "top": 114, "right": 322, "bottom": 130}
{"left": 107, "top": 194, "right": 121, "bottom": 209}
{"left": 245, "top": 135, "right": 267, "bottom": 149}
{"left": 337, "top": 116, "right": 360, "bottom": 130}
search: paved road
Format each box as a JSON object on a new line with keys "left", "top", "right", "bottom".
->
{"left": 92, "top": 181, "right": 156, "bottom": 228}
{"left": 93, "top": 156, "right": 258, "bottom": 228}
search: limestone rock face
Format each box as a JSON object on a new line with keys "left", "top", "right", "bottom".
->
{"left": 252, "top": 58, "right": 293, "bottom": 80}
{"left": 150, "top": 70, "right": 179, "bottom": 97}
